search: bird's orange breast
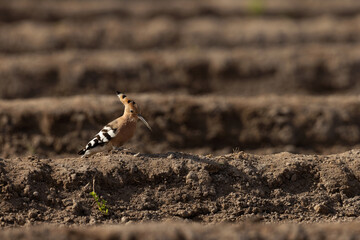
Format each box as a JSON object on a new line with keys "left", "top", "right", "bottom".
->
{"left": 110, "top": 117, "right": 137, "bottom": 147}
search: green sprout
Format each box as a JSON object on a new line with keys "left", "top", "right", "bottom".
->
{"left": 90, "top": 177, "right": 109, "bottom": 215}
{"left": 90, "top": 191, "right": 109, "bottom": 215}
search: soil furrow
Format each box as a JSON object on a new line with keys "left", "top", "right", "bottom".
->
{"left": 2, "top": 223, "right": 360, "bottom": 240}
{"left": 1, "top": 0, "right": 360, "bottom": 22}
{"left": 1, "top": 45, "right": 360, "bottom": 99}
{"left": 2, "top": 94, "right": 360, "bottom": 157}
{"left": 1, "top": 17, "right": 360, "bottom": 53}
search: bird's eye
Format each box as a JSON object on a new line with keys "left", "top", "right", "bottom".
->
{"left": 130, "top": 110, "right": 134, "bottom": 113}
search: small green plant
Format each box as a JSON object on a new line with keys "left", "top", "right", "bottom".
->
{"left": 90, "top": 177, "right": 109, "bottom": 215}
{"left": 248, "top": 0, "right": 265, "bottom": 15}
{"left": 90, "top": 191, "right": 109, "bottom": 215}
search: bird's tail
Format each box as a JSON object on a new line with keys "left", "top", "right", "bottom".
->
{"left": 78, "top": 149, "right": 86, "bottom": 155}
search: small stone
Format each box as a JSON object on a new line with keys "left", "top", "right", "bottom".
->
{"left": 71, "top": 174, "right": 77, "bottom": 181}
{"left": 167, "top": 154, "right": 174, "bottom": 159}
{"left": 23, "top": 185, "right": 31, "bottom": 195}
{"left": 28, "top": 210, "right": 38, "bottom": 219}
{"left": 185, "top": 171, "right": 197, "bottom": 184}
{"left": 121, "top": 216, "right": 128, "bottom": 223}
{"left": 64, "top": 217, "right": 73, "bottom": 223}
{"left": 177, "top": 209, "right": 194, "bottom": 218}
{"left": 314, "top": 204, "right": 331, "bottom": 214}
{"left": 291, "top": 174, "right": 297, "bottom": 182}
{"left": 89, "top": 217, "right": 96, "bottom": 225}
{"left": 157, "top": 185, "right": 165, "bottom": 191}
{"left": 33, "top": 191, "right": 39, "bottom": 197}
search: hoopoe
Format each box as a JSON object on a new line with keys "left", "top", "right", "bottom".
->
{"left": 78, "top": 91, "right": 152, "bottom": 158}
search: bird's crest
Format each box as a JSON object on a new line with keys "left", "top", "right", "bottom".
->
{"left": 116, "top": 91, "right": 152, "bottom": 131}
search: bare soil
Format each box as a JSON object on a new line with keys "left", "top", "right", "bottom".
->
{"left": 0, "top": 150, "right": 360, "bottom": 228}
{"left": 2, "top": 1, "right": 360, "bottom": 98}
{"left": 3, "top": 94, "right": 360, "bottom": 158}
{"left": 2, "top": 44, "right": 360, "bottom": 98}
{"left": 1, "top": 0, "right": 360, "bottom": 238}
{"left": 2, "top": 222, "right": 360, "bottom": 240}
{"left": 2, "top": 0, "right": 360, "bottom": 22}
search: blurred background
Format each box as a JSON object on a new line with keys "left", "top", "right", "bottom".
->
{"left": 1, "top": 0, "right": 360, "bottom": 158}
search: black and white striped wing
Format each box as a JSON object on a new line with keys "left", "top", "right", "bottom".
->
{"left": 78, "top": 125, "right": 117, "bottom": 155}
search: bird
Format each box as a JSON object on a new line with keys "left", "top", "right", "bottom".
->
{"left": 78, "top": 91, "right": 152, "bottom": 158}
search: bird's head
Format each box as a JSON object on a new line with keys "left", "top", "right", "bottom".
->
{"left": 116, "top": 91, "right": 152, "bottom": 131}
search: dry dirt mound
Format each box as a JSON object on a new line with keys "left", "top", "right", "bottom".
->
{"left": 2, "top": 222, "right": 360, "bottom": 240}
{"left": 0, "top": 150, "right": 360, "bottom": 228}
{"left": 2, "top": 94, "right": 360, "bottom": 158}
{"left": 2, "top": 45, "right": 360, "bottom": 99}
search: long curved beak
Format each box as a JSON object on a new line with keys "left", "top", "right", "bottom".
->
{"left": 137, "top": 114, "right": 152, "bottom": 132}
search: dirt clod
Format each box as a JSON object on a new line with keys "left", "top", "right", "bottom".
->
{"left": 314, "top": 204, "right": 332, "bottom": 215}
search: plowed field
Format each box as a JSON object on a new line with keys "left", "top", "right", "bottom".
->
{"left": 1, "top": 0, "right": 360, "bottom": 238}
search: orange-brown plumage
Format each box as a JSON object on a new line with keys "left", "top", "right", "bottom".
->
{"left": 78, "top": 92, "right": 151, "bottom": 158}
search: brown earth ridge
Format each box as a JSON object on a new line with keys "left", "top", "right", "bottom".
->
{"left": 2, "top": 45, "right": 360, "bottom": 99}
{"left": 2, "top": 1, "right": 360, "bottom": 99}
{"left": 2, "top": 0, "right": 360, "bottom": 22}
{"left": 0, "top": 150, "right": 360, "bottom": 228}
{"left": 2, "top": 94, "right": 360, "bottom": 158}
{"left": 2, "top": 222, "right": 360, "bottom": 240}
